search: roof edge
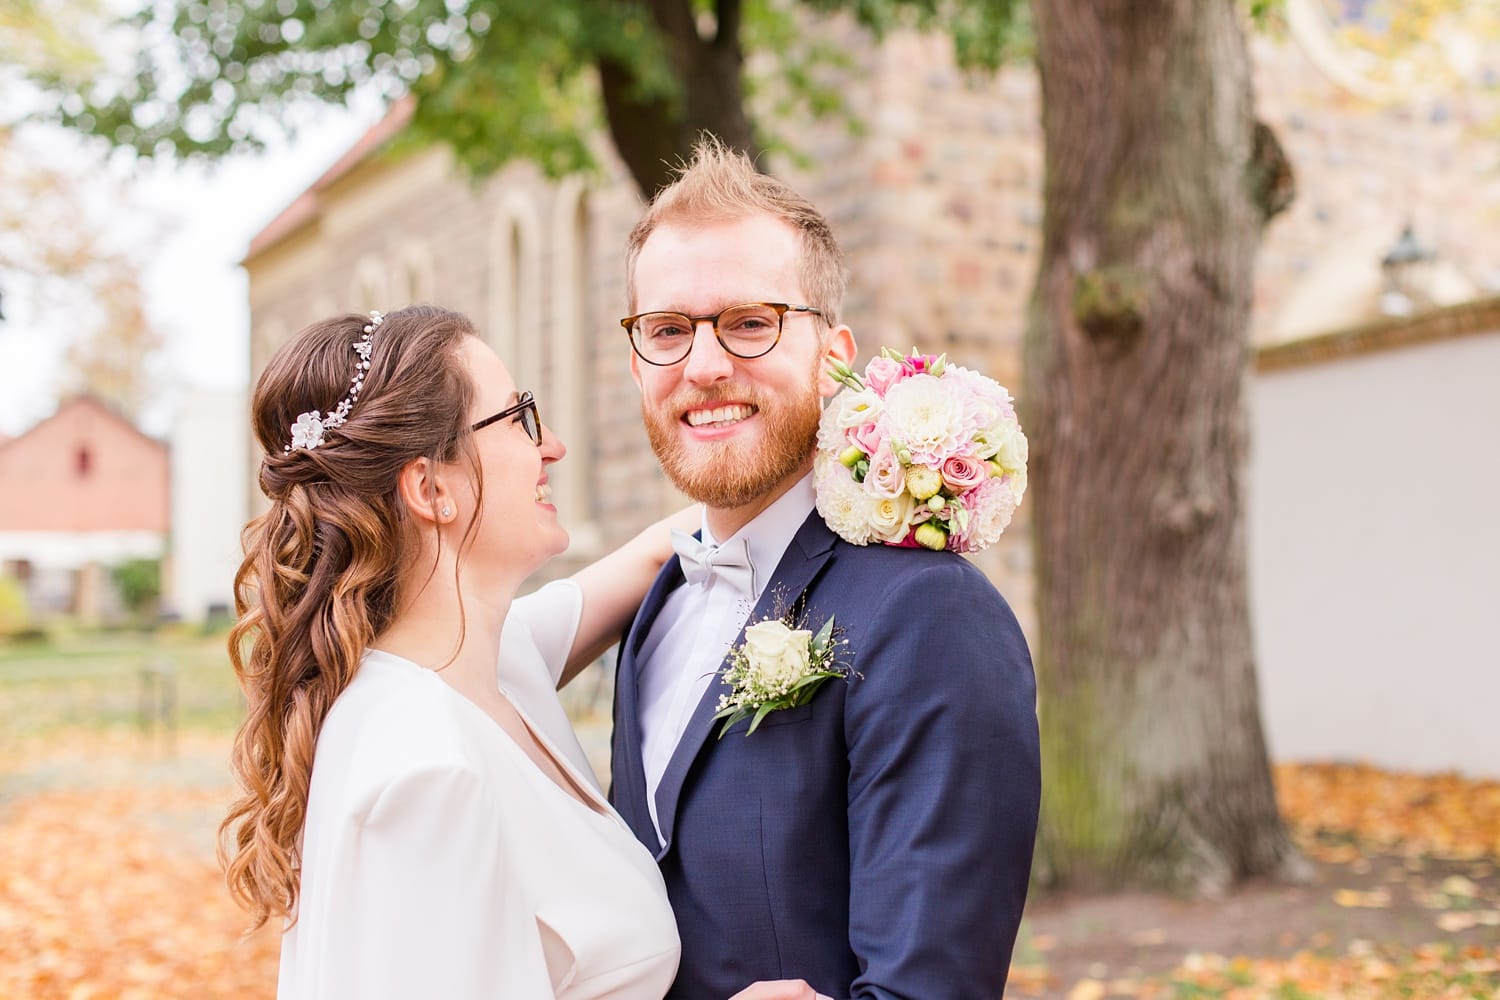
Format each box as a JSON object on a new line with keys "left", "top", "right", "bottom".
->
{"left": 0, "top": 394, "right": 167, "bottom": 458}
{"left": 1256, "top": 295, "right": 1500, "bottom": 372}
{"left": 243, "top": 95, "right": 417, "bottom": 263}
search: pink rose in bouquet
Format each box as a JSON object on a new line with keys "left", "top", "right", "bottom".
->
{"left": 940, "top": 453, "right": 988, "bottom": 492}
{"left": 863, "top": 355, "right": 904, "bottom": 396}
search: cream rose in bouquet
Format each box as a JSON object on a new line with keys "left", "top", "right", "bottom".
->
{"left": 815, "top": 348, "right": 1027, "bottom": 553}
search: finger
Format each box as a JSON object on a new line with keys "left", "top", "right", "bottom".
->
{"left": 727, "top": 980, "right": 816, "bottom": 1000}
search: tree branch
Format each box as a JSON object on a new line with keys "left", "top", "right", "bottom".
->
{"left": 715, "top": 0, "right": 742, "bottom": 49}
{"left": 596, "top": 0, "right": 760, "bottom": 196}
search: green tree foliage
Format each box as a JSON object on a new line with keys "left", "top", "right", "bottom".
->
{"left": 24, "top": 0, "right": 1028, "bottom": 195}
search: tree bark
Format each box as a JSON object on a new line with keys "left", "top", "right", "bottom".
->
{"left": 1024, "top": 0, "right": 1296, "bottom": 892}
{"left": 597, "top": 0, "right": 763, "bottom": 197}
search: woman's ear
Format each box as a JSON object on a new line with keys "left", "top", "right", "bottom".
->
{"left": 398, "top": 457, "right": 457, "bottom": 525}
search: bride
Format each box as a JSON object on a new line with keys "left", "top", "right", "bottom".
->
{"left": 221, "top": 306, "right": 815, "bottom": 999}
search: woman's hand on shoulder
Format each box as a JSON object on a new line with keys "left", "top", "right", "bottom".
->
{"left": 728, "top": 979, "right": 826, "bottom": 1000}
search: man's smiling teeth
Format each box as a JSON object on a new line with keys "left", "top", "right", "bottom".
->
{"left": 686, "top": 404, "right": 754, "bottom": 427}
{"left": 535, "top": 482, "right": 552, "bottom": 503}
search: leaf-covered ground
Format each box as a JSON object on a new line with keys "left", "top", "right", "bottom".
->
{"left": 1013, "top": 763, "right": 1500, "bottom": 998}
{"left": 0, "top": 732, "right": 279, "bottom": 999}
{"left": 1, "top": 732, "right": 1496, "bottom": 998}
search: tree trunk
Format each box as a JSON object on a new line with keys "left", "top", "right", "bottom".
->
{"left": 1024, "top": 0, "right": 1296, "bottom": 892}
{"left": 598, "top": 0, "right": 763, "bottom": 197}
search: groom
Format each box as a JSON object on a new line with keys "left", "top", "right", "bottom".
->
{"left": 610, "top": 139, "right": 1041, "bottom": 999}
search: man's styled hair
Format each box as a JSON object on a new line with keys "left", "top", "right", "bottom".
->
{"left": 625, "top": 135, "right": 849, "bottom": 326}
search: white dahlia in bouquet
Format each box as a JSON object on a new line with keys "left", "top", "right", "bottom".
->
{"left": 815, "top": 348, "right": 1027, "bottom": 553}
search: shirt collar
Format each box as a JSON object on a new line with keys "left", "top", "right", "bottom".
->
{"left": 699, "top": 473, "right": 815, "bottom": 599}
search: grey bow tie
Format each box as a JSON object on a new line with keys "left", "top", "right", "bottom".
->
{"left": 671, "top": 529, "right": 757, "bottom": 597}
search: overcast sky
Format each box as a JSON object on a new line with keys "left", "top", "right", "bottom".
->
{"left": 0, "top": 102, "right": 380, "bottom": 439}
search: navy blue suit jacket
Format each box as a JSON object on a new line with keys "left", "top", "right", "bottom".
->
{"left": 610, "top": 511, "right": 1040, "bottom": 999}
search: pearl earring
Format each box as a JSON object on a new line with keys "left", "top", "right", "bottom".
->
{"left": 441, "top": 506, "right": 452, "bottom": 518}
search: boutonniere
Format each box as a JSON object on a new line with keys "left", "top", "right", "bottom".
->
{"left": 713, "top": 603, "right": 853, "bottom": 738}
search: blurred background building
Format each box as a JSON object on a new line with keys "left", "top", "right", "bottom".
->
{"left": 167, "top": 389, "right": 248, "bottom": 625}
{"left": 1250, "top": 298, "right": 1500, "bottom": 776}
{"left": 0, "top": 395, "right": 169, "bottom": 625}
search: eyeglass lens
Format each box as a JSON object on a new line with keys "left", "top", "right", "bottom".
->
{"left": 517, "top": 401, "right": 541, "bottom": 444}
{"left": 631, "top": 303, "right": 785, "bottom": 363}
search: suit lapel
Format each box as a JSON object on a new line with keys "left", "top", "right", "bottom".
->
{"left": 613, "top": 555, "right": 687, "bottom": 850}
{"left": 651, "top": 512, "right": 838, "bottom": 855}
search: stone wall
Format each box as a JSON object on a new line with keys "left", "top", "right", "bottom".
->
{"left": 1251, "top": 37, "right": 1500, "bottom": 339}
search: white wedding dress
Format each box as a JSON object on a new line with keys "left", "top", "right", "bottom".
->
{"left": 277, "top": 581, "right": 680, "bottom": 999}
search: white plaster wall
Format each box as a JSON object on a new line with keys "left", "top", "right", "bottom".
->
{"left": 0, "top": 531, "right": 164, "bottom": 566}
{"left": 1248, "top": 332, "right": 1500, "bottom": 777}
{"left": 169, "top": 390, "right": 249, "bottom": 621}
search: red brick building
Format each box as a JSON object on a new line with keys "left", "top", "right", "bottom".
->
{"left": 0, "top": 396, "right": 170, "bottom": 622}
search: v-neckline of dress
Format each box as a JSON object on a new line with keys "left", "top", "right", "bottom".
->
{"left": 364, "top": 649, "right": 617, "bottom": 824}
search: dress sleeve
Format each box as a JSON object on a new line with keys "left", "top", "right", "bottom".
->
{"left": 317, "top": 764, "right": 557, "bottom": 999}
{"left": 511, "top": 579, "right": 584, "bottom": 687}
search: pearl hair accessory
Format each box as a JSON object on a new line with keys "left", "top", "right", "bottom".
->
{"left": 285, "top": 311, "right": 383, "bottom": 453}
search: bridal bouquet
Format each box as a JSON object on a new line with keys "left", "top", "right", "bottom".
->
{"left": 814, "top": 349, "right": 1027, "bottom": 553}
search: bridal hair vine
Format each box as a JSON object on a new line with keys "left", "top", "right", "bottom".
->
{"left": 284, "top": 311, "right": 383, "bottom": 453}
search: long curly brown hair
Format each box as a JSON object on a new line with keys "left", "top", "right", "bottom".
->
{"left": 219, "top": 305, "right": 479, "bottom": 929}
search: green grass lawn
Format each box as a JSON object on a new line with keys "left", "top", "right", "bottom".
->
{"left": 0, "top": 627, "right": 617, "bottom": 742}
{"left": 0, "top": 630, "right": 245, "bottom": 738}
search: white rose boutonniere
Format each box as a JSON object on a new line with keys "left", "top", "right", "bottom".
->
{"left": 713, "top": 609, "right": 852, "bottom": 738}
